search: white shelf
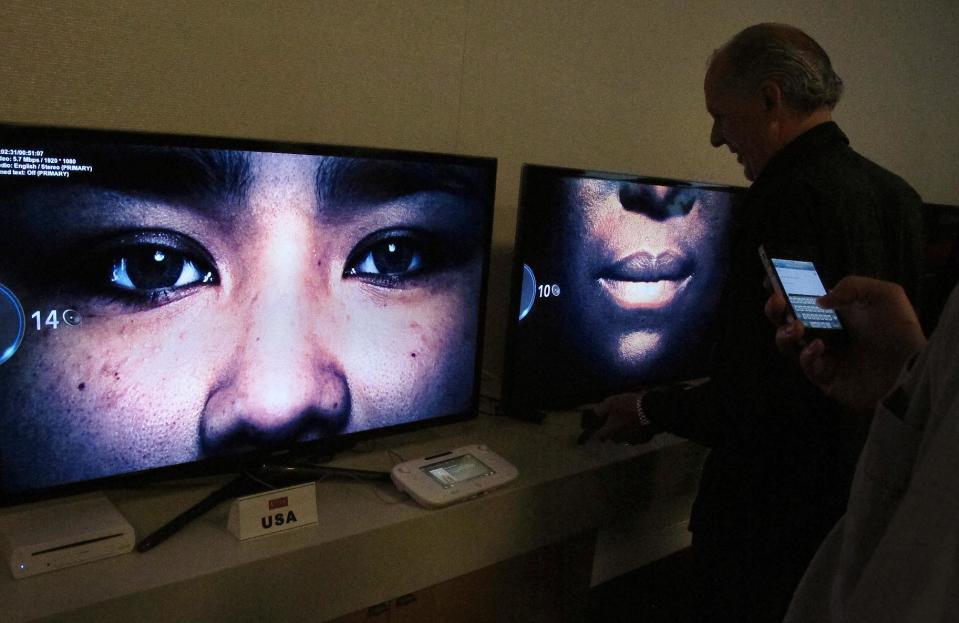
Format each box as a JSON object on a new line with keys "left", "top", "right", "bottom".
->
{"left": 0, "top": 413, "right": 704, "bottom": 622}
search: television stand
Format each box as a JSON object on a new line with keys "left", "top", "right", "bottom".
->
{"left": 135, "top": 461, "right": 391, "bottom": 552}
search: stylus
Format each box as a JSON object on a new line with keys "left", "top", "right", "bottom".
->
{"left": 136, "top": 474, "right": 262, "bottom": 553}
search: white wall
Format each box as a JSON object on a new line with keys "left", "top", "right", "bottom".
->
{"left": 3, "top": 0, "right": 957, "bottom": 378}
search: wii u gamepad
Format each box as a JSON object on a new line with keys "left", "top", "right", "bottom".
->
{"left": 391, "top": 444, "right": 518, "bottom": 508}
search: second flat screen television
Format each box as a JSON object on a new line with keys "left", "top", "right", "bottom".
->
{"left": 0, "top": 123, "right": 496, "bottom": 504}
{"left": 503, "top": 164, "right": 741, "bottom": 416}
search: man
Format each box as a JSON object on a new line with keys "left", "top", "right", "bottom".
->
{"left": 768, "top": 277, "right": 958, "bottom": 622}
{"left": 590, "top": 23, "right": 923, "bottom": 622}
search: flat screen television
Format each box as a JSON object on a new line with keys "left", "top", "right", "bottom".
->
{"left": 501, "top": 164, "right": 741, "bottom": 417}
{"left": 920, "top": 202, "right": 959, "bottom": 335}
{"left": 0, "top": 123, "right": 496, "bottom": 505}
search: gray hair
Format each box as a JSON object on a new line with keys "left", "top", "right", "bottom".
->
{"left": 713, "top": 23, "right": 844, "bottom": 112}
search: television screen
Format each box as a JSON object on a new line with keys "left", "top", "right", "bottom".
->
{"left": 502, "top": 164, "right": 741, "bottom": 416}
{"left": 0, "top": 124, "right": 496, "bottom": 502}
{"left": 920, "top": 202, "right": 959, "bottom": 335}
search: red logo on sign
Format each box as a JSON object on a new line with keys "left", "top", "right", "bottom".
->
{"left": 269, "top": 496, "right": 289, "bottom": 510}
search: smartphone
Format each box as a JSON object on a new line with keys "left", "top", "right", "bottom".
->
{"left": 759, "top": 245, "right": 845, "bottom": 342}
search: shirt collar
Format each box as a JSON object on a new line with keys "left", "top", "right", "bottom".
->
{"left": 755, "top": 121, "right": 848, "bottom": 183}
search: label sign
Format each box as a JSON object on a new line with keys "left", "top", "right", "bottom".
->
{"left": 226, "top": 483, "right": 318, "bottom": 541}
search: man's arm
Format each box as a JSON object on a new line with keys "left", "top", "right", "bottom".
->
{"left": 589, "top": 380, "right": 745, "bottom": 448}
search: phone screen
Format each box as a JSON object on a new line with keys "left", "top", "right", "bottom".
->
{"left": 770, "top": 258, "right": 843, "bottom": 330}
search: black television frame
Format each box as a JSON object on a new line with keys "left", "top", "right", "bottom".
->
{"left": 920, "top": 201, "right": 959, "bottom": 335}
{"left": 0, "top": 122, "right": 497, "bottom": 506}
{"left": 500, "top": 163, "right": 743, "bottom": 420}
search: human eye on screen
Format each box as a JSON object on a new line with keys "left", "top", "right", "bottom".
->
{"left": 76, "top": 230, "right": 219, "bottom": 309}
{"left": 343, "top": 228, "right": 444, "bottom": 288}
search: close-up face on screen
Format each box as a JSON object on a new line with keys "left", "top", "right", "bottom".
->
{"left": 507, "top": 167, "right": 736, "bottom": 411}
{"left": 0, "top": 132, "right": 493, "bottom": 496}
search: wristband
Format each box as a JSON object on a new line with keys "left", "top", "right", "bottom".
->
{"left": 635, "top": 389, "right": 651, "bottom": 428}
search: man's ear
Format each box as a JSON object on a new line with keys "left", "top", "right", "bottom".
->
{"left": 759, "top": 81, "right": 784, "bottom": 114}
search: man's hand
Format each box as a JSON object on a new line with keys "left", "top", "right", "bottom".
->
{"left": 765, "top": 276, "right": 926, "bottom": 412}
{"left": 581, "top": 391, "right": 657, "bottom": 445}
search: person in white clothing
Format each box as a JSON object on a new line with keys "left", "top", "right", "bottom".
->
{"left": 766, "top": 275, "right": 959, "bottom": 622}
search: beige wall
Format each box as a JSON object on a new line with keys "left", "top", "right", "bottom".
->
{"left": 3, "top": 0, "right": 957, "bottom": 378}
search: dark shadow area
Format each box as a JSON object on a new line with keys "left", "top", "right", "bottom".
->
{"left": 920, "top": 203, "right": 959, "bottom": 336}
{"left": 588, "top": 547, "right": 694, "bottom": 623}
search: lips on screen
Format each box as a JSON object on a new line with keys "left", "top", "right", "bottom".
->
{"left": 504, "top": 164, "right": 740, "bottom": 412}
{"left": 0, "top": 125, "right": 495, "bottom": 498}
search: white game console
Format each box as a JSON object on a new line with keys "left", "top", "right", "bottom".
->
{"left": 391, "top": 444, "right": 518, "bottom": 508}
{"left": 0, "top": 493, "right": 135, "bottom": 579}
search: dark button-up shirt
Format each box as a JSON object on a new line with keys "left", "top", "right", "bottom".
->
{"left": 645, "top": 121, "right": 924, "bottom": 538}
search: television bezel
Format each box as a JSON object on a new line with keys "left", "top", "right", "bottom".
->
{"left": 0, "top": 122, "right": 497, "bottom": 506}
{"left": 920, "top": 201, "right": 959, "bottom": 335}
{"left": 500, "top": 163, "right": 744, "bottom": 417}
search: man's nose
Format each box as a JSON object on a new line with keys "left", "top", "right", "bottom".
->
{"left": 199, "top": 284, "right": 350, "bottom": 454}
{"left": 710, "top": 120, "right": 724, "bottom": 148}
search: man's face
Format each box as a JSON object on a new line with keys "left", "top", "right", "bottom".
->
{"left": 704, "top": 59, "right": 779, "bottom": 182}
{"left": 556, "top": 179, "right": 732, "bottom": 383}
{"left": 0, "top": 147, "right": 490, "bottom": 494}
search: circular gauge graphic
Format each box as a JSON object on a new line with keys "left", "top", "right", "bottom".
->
{"left": 518, "top": 264, "right": 537, "bottom": 321}
{"left": 0, "top": 283, "right": 26, "bottom": 365}
{"left": 63, "top": 309, "right": 82, "bottom": 326}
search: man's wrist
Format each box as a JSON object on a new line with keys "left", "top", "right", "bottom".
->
{"left": 635, "top": 390, "right": 651, "bottom": 428}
